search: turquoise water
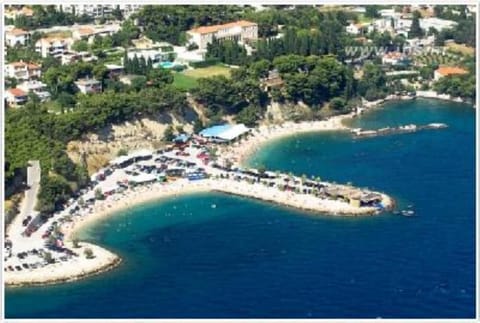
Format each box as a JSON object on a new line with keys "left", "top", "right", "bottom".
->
{"left": 5, "top": 99, "right": 475, "bottom": 318}
{"left": 157, "top": 61, "right": 175, "bottom": 69}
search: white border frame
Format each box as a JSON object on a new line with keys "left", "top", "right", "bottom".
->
{"left": 1, "top": 1, "right": 478, "bottom": 322}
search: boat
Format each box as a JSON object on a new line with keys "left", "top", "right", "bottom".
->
{"left": 401, "top": 210, "right": 415, "bottom": 216}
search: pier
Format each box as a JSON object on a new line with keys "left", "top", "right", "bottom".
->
{"left": 351, "top": 123, "right": 448, "bottom": 138}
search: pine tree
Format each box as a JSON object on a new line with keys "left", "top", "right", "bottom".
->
{"left": 409, "top": 11, "right": 424, "bottom": 38}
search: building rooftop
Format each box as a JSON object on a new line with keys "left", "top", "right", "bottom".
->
{"left": 199, "top": 124, "right": 250, "bottom": 141}
{"left": 188, "top": 20, "right": 257, "bottom": 35}
{"left": 77, "top": 27, "right": 96, "bottom": 36}
{"left": 6, "top": 28, "right": 29, "bottom": 36}
{"left": 8, "top": 88, "right": 27, "bottom": 97}
{"left": 75, "top": 78, "right": 101, "bottom": 86}
{"left": 436, "top": 66, "right": 468, "bottom": 76}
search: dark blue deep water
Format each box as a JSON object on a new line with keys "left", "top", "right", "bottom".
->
{"left": 5, "top": 99, "right": 476, "bottom": 318}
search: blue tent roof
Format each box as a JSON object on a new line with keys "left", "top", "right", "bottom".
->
{"left": 199, "top": 124, "right": 233, "bottom": 137}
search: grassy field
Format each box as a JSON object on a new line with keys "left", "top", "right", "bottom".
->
{"left": 45, "top": 30, "right": 72, "bottom": 38}
{"left": 445, "top": 43, "right": 475, "bottom": 56}
{"left": 173, "top": 73, "right": 199, "bottom": 91}
{"left": 173, "top": 65, "right": 232, "bottom": 90}
{"left": 183, "top": 65, "right": 232, "bottom": 78}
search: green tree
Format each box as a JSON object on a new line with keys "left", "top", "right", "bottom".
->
{"left": 163, "top": 125, "right": 175, "bottom": 141}
{"left": 409, "top": 11, "right": 424, "bottom": 38}
{"left": 147, "top": 68, "right": 174, "bottom": 87}
{"left": 330, "top": 97, "right": 347, "bottom": 111}
{"left": 130, "top": 76, "right": 147, "bottom": 92}
{"left": 94, "top": 188, "right": 104, "bottom": 200}
{"left": 84, "top": 248, "right": 94, "bottom": 259}
{"left": 193, "top": 118, "right": 204, "bottom": 133}
{"left": 71, "top": 40, "right": 89, "bottom": 52}
{"left": 365, "top": 5, "right": 381, "bottom": 18}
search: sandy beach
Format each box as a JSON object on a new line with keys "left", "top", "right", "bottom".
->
{"left": 6, "top": 109, "right": 396, "bottom": 287}
{"left": 218, "top": 112, "right": 355, "bottom": 166}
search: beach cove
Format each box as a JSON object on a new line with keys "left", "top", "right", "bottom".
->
{"left": 5, "top": 105, "right": 396, "bottom": 288}
{"left": 5, "top": 98, "right": 475, "bottom": 318}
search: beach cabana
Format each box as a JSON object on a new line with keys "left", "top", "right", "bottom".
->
{"left": 128, "top": 173, "right": 157, "bottom": 185}
{"left": 199, "top": 124, "right": 251, "bottom": 143}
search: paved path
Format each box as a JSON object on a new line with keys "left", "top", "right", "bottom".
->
{"left": 7, "top": 160, "right": 41, "bottom": 254}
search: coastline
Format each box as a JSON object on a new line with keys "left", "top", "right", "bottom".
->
{"left": 11, "top": 94, "right": 457, "bottom": 287}
{"left": 6, "top": 177, "right": 393, "bottom": 287}
{"left": 219, "top": 111, "right": 355, "bottom": 167}
{"left": 5, "top": 242, "right": 121, "bottom": 287}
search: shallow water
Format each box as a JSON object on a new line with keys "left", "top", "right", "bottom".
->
{"left": 5, "top": 99, "right": 475, "bottom": 318}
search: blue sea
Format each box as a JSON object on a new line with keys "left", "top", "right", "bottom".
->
{"left": 5, "top": 99, "right": 476, "bottom": 318}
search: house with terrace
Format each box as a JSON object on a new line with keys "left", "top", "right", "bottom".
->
{"left": 5, "top": 61, "right": 41, "bottom": 81}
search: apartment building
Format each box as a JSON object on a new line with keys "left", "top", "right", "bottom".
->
{"left": 5, "top": 61, "right": 41, "bottom": 80}
{"left": 187, "top": 20, "right": 258, "bottom": 50}
{"left": 35, "top": 37, "right": 74, "bottom": 58}
{"left": 55, "top": 4, "right": 141, "bottom": 18}
{"left": 17, "top": 81, "right": 51, "bottom": 102}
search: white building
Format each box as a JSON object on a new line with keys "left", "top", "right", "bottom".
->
{"left": 419, "top": 18, "right": 457, "bottom": 32}
{"left": 55, "top": 4, "right": 141, "bottom": 18}
{"left": 368, "top": 18, "right": 394, "bottom": 33}
{"left": 17, "top": 81, "right": 51, "bottom": 102}
{"left": 346, "top": 23, "right": 369, "bottom": 35}
{"left": 346, "top": 23, "right": 361, "bottom": 35}
{"left": 60, "top": 51, "right": 98, "bottom": 65}
{"left": 35, "top": 37, "right": 74, "bottom": 58}
{"left": 5, "top": 88, "right": 28, "bottom": 107}
{"left": 75, "top": 79, "right": 102, "bottom": 94}
{"left": 126, "top": 49, "right": 173, "bottom": 64}
{"left": 175, "top": 48, "right": 205, "bottom": 64}
{"left": 382, "top": 52, "right": 410, "bottom": 65}
{"left": 379, "top": 9, "right": 397, "bottom": 18}
{"left": 5, "top": 28, "right": 31, "bottom": 47}
{"left": 187, "top": 20, "right": 258, "bottom": 50}
{"left": 5, "top": 61, "right": 41, "bottom": 80}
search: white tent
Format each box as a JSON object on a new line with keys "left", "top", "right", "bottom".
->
{"left": 217, "top": 124, "right": 250, "bottom": 141}
{"left": 128, "top": 173, "right": 157, "bottom": 184}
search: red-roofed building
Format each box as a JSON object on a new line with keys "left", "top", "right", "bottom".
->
{"left": 5, "top": 61, "right": 41, "bottom": 80}
{"left": 434, "top": 66, "right": 468, "bottom": 81}
{"left": 5, "top": 28, "right": 31, "bottom": 47}
{"left": 5, "top": 88, "right": 28, "bottom": 107}
{"left": 187, "top": 20, "right": 258, "bottom": 50}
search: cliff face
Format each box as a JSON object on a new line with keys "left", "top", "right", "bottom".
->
{"left": 66, "top": 112, "right": 195, "bottom": 175}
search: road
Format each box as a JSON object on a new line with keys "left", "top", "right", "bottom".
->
{"left": 7, "top": 160, "right": 41, "bottom": 254}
